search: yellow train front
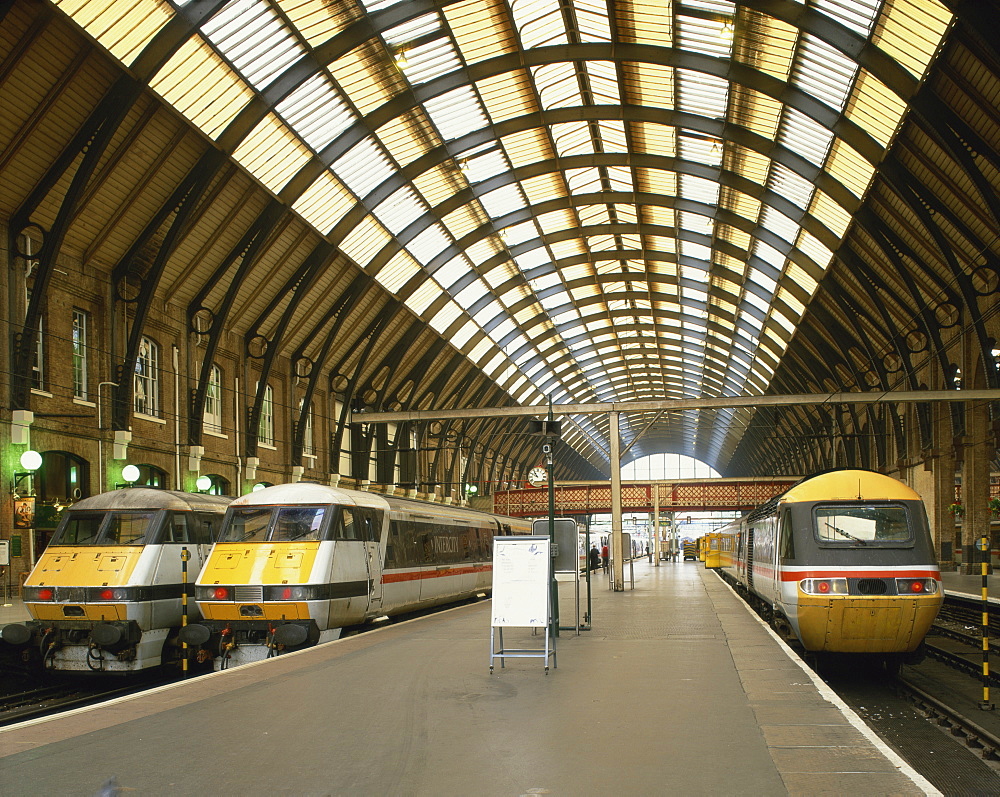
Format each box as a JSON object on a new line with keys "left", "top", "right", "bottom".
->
{"left": 1, "top": 489, "right": 231, "bottom": 674}
{"left": 182, "top": 483, "right": 531, "bottom": 670}
{"left": 718, "top": 470, "right": 942, "bottom": 660}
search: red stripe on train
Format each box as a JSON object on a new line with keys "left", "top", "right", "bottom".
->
{"left": 382, "top": 565, "right": 493, "bottom": 583}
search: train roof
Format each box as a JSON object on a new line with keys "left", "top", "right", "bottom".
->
{"left": 67, "top": 488, "right": 233, "bottom": 512}
{"left": 230, "top": 482, "right": 392, "bottom": 510}
{"left": 780, "top": 470, "right": 921, "bottom": 503}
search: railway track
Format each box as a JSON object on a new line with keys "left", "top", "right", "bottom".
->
{"left": 0, "top": 682, "right": 148, "bottom": 727}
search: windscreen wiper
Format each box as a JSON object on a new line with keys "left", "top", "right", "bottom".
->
{"left": 825, "top": 521, "right": 867, "bottom": 545}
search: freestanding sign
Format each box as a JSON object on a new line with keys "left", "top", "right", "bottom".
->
{"left": 490, "top": 536, "right": 556, "bottom": 671}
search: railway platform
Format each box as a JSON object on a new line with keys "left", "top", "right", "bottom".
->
{"left": 1, "top": 561, "right": 936, "bottom": 796}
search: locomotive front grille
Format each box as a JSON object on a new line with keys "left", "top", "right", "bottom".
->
{"left": 855, "top": 578, "right": 888, "bottom": 595}
{"left": 234, "top": 585, "right": 263, "bottom": 602}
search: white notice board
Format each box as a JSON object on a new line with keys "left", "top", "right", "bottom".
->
{"left": 491, "top": 536, "right": 550, "bottom": 627}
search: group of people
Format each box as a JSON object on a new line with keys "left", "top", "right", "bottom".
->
{"left": 588, "top": 543, "right": 609, "bottom": 573}
{"left": 588, "top": 542, "right": 655, "bottom": 570}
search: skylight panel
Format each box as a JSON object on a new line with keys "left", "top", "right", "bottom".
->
{"left": 572, "top": 0, "right": 612, "bottom": 41}
{"left": 814, "top": 0, "right": 880, "bottom": 37}
{"left": 826, "top": 139, "right": 875, "bottom": 199}
{"left": 480, "top": 184, "right": 527, "bottom": 218}
{"left": 678, "top": 133, "right": 723, "bottom": 166}
{"left": 598, "top": 120, "right": 628, "bottom": 152}
{"left": 514, "top": 249, "right": 550, "bottom": 271}
{"left": 291, "top": 171, "right": 355, "bottom": 233}
{"left": 795, "top": 230, "right": 833, "bottom": 272}
{"left": 677, "top": 14, "right": 733, "bottom": 58}
{"left": 679, "top": 174, "right": 720, "bottom": 205}
{"left": 551, "top": 121, "right": 595, "bottom": 157}
{"left": 565, "top": 167, "right": 603, "bottom": 195}
{"left": 791, "top": 34, "right": 858, "bottom": 113}
{"left": 451, "top": 319, "right": 479, "bottom": 350}
{"left": 461, "top": 149, "right": 509, "bottom": 183}
{"left": 332, "top": 137, "right": 395, "bottom": 199}
{"left": 360, "top": 0, "right": 407, "bottom": 11}
{"left": 678, "top": 212, "right": 713, "bottom": 236}
{"left": 511, "top": 0, "right": 571, "bottom": 49}
{"left": 767, "top": 162, "right": 814, "bottom": 210}
{"left": 278, "top": 0, "right": 359, "bottom": 47}
{"left": 232, "top": 114, "right": 312, "bottom": 192}
{"left": 486, "top": 316, "right": 517, "bottom": 344}
{"left": 533, "top": 62, "right": 585, "bottom": 110}
{"left": 502, "top": 221, "right": 538, "bottom": 246}
{"left": 404, "top": 276, "right": 443, "bottom": 315}
{"left": 777, "top": 107, "right": 835, "bottom": 167}
{"left": 676, "top": 69, "right": 729, "bottom": 117}
{"left": 873, "top": 0, "right": 951, "bottom": 81}
{"left": 606, "top": 167, "right": 634, "bottom": 191}
{"left": 408, "top": 223, "right": 453, "bottom": 265}
{"left": 202, "top": 0, "right": 305, "bottom": 90}
{"left": 747, "top": 267, "right": 777, "bottom": 296}
{"left": 373, "top": 186, "right": 426, "bottom": 235}
{"left": 53, "top": 0, "right": 172, "bottom": 66}
{"left": 340, "top": 216, "right": 392, "bottom": 267}
{"left": 433, "top": 254, "right": 474, "bottom": 288}
{"left": 376, "top": 250, "right": 422, "bottom": 294}
{"left": 585, "top": 61, "right": 621, "bottom": 103}
{"left": 680, "top": 241, "right": 712, "bottom": 262}
{"left": 455, "top": 277, "right": 491, "bottom": 307}
{"left": 275, "top": 73, "right": 354, "bottom": 151}
{"left": 429, "top": 299, "right": 464, "bottom": 334}
{"left": 382, "top": 12, "right": 440, "bottom": 46}
{"left": 396, "top": 38, "right": 463, "bottom": 84}
{"left": 758, "top": 205, "right": 798, "bottom": 244}
{"left": 423, "top": 85, "right": 490, "bottom": 141}
{"left": 753, "top": 240, "right": 785, "bottom": 269}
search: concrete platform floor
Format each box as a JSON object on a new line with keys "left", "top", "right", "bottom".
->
{"left": 0, "top": 562, "right": 935, "bottom": 796}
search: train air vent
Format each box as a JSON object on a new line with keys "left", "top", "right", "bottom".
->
{"left": 63, "top": 606, "right": 85, "bottom": 617}
{"left": 856, "top": 578, "right": 888, "bottom": 595}
{"left": 234, "top": 585, "right": 263, "bottom": 602}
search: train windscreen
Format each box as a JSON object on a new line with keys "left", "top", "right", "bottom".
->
{"left": 51, "top": 511, "right": 160, "bottom": 545}
{"left": 814, "top": 504, "right": 912, "bottom": 546}
{"left": 220, "top": 506, "right": 328, "bottom": 542}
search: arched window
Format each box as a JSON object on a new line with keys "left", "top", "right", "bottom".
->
{"left": 134, "top": 337, "right": 159, "bottom": 416}
{"left": 130, "top": 463, "right": 169, "bottom": 489}
{"left": 204, "top": 363, "right": 223, "bottom": 433}
{"left": 258, "top": 383, "right": 274, "bottom": 445}
{"left": 202, "top": 473, "right": 230, "bottom": 496}
{"left": 37, "top": 451, "right": 90, "bottom": 502}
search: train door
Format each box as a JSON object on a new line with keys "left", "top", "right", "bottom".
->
{"left": 746, "top": 526, "right": 755, "bottom": 591}
{"left": 359, "top": 508, "right": 384, "bottom": 612}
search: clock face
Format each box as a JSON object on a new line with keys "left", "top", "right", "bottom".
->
{"left": 527, "top": 466, "right": 548, "bottom": 487}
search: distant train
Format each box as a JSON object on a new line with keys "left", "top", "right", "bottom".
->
{"left": 716, "top": 469, "right": 942, "bottom": 663}
{"left": 1, "top": 489, "right": 232, "bottom": 674}
{"left": 180, "top": 483, "right": 532, "bottom": 669}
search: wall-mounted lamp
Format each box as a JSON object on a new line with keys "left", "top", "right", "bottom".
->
{"left": 195, "top": 475, "right": 212, "bottom": 493}
{"left": 118, "top": 464, "right": 140, "bottom": 489}
{"left": 12, "top": 449, "right": 42, "bottom": 496}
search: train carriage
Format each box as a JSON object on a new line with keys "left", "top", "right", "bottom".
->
{"left": 1, "top": 489, "right": 232, "bottom": 674}
{"left": 717, "top": 469, "right": 942, "bottom": 661}
{"left": 181, "top": 483, "right": 531, "bottom": 669}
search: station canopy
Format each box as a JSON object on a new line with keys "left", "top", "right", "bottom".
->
{"left": 30, "top": 0, "right": 988, "bottom": 478}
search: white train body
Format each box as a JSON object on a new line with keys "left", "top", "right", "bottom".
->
{"left": 183, "top": 483, "right": 530, "bottom": 669}
{"left": 1, "top": 489, "right": 232, "bottom": 674}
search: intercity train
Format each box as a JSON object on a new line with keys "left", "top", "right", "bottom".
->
{"left": 716, "top": 469, "right": 942, "bottom": 663}
{"left": 1, "top": 489, "right": 232, "bottom": 674}
{"left": 180, "top": 483, "right": 532, "bottom": 669}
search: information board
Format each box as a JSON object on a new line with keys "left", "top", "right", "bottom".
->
{"left": 491, "top": 536, "right": 550, "bottom": 627}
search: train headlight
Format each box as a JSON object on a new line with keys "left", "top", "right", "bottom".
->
{"left": 263, "top": 585, "right": 322, "bottom": 601}
{"left": 196, "top": 586, "right": 232, "bottom": 601}
{"left": 895, "top": 578, "right": 937, "bottom": 595}
{"left": 799, "top": 578, "right": 848, "bottom": 596}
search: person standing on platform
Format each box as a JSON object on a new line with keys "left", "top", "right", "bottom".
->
{"left": 589, "top": 544, "right": 601, "bottom": 572}
{"left": 646, "top": 544, "right": 652, "bottom": 563}
{"left": 601, "top": 543, "right": 609, "bottom": 573}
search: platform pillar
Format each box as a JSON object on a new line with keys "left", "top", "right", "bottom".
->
{"left": 961, "top": 400, "right": 992, "bottom": 575}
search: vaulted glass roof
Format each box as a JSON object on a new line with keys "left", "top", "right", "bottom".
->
{"left": 51, "top": 0, "right": 953, "bottom": 467}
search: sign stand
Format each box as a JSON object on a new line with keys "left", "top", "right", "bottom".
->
{"left": 490, "top": 536, "right": 556, "bottom": 672}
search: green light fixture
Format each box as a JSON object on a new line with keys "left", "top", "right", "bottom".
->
{"left": 196, "top": 475, "right": 212, "bottom": 492}
{"left": 121, "top": 464, "right": 140, "bottom": 485}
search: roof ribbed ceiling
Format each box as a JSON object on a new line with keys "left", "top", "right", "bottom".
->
{"left": 45, "top": 0, "right": 956, "bottom": 471}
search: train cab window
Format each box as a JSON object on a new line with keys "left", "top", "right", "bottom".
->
{"left": 165, "top": 514, "right": 190, "bottom": 543}
{"left": 272, "top": 506, "right": 326, "bottom": 542}
{"left": 814, "top": 504, "right": 912, "bottom": 546}
{"left": 352, "top": 508, "right": 382, "bottom": 542}
{"left": 778, "top": 511, "right": 794, "bottom": 561}
{"left": 105, "top": 512, "right": 157, "bottom": 545}
{"left": 51, "top": 513, "right": 103, "bottom": 545}
{"left": 222, "top": 507, "right": 271, "bottom": 542}
{"left": 334, "top": 508, "right": 360, "bottom": 540}
{"left": 191, "top": 514, "right": 218, "bottom": 545}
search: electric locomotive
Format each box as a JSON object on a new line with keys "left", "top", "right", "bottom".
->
{"left": 1, "top": 488, "right": 232, "bottom": 674}
{"left": 717, "top": 469, "right": 942, "bottom": 660}
{"left": 181, "top": 483, "right": 531, "bottom": 670}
